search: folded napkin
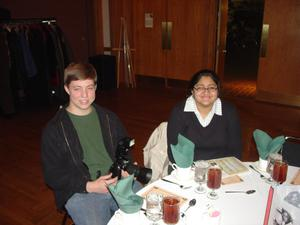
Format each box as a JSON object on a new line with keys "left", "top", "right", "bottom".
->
{"left": 253, "top": 129, "right": 285, "bottom": 160}
{"left": 108, "top": 175, "right": 143, "bottom": 214}
{"left": 171, "top": 134, "right": 195, "bottom": 168}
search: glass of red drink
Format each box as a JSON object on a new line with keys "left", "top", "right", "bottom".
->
{"left": 163, "top": 196, "right": 180, "bottom": 224}
{"left": 207, "top": 165, "right": 222, "bottom": 199}
{"left": 266, "top": 153, "right": 282, "bottom": 183}
{"left": 272, "top": 159, "right": 288, "bottom": 185}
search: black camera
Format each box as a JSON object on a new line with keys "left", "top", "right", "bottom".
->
{"left": 109, "top": 137, "right": 152, "bottom": 184}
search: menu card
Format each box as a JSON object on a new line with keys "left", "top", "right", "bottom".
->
{"left": 264, "top": 185, "right": 300, "bottom": 225}
{"left": 208, "top": 156, "right": 249, "bottom": 176}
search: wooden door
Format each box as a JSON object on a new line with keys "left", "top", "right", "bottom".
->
{"left": 133, "top": 0, "right": 167, "bottom": 78}
{"left": 166, "top": 0, "right": 218, "bottom": 80}
{"left": 256, "top": 0, "right": 300, "bottom": 107}
{"left": 133, "top": 0, "right": 218, "bottom": 81}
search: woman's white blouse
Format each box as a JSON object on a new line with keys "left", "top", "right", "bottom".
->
{"left": 184, "top": 96, "right": 222, "bottom": 127}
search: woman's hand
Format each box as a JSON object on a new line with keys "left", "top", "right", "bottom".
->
{"left": 86, "top": 173, "right": 118, "bottom": 193}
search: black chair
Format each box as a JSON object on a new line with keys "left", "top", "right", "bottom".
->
{"left": 61, "top": 211, "right": 74, "bottom": 225}
{"left": 282, "top": 136, "right": 300, "bottom": 167}
{"left": 88, "top": 54, "right": 117, "bottom": 91}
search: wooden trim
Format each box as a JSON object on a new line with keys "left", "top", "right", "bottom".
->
{"left": 216, "top": 0, "right": 228, "bottom": 81}
{"left": 93, "top": 0, "right": 104, "bottom": 54}
{"left": 256, "top": 90, "right": 300, "bottom": 108}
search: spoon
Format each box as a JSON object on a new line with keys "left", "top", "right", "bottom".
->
{"left": 225, "top": 190, "right": 256, "bottom": 194}
{"left": 181, "top": 199, "right": 196, "bottom": 217}
{"left": 161, "top": 178, "right": 192, "bottom": 189}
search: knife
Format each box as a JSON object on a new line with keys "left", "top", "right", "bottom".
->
{"left": 249, "top": 165, "right": 267, "bottom": 180}
{"left": 161, "top": 178, "right": 191, "bottom": 189}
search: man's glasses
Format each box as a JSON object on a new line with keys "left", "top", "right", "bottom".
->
{"left": 193, "top": 86, "right": 218, "bottom": 93}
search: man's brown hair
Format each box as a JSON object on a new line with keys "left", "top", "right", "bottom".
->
{"left": 64, "top": 62, "right": 97, "bottom": 87}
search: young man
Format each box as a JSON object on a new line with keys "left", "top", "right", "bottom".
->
{"left": 41, "top": 62, "right": 131, "bottom": 225}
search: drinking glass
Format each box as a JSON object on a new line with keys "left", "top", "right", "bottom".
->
{"left": 146, "top": 193, "right": 163, "bottom": 225}
{"left": 272, "top": 159, "right": 288, "bottom": 185}
{"left": 163, "top": 196, "right": 180, "bottom": 224}
{"left": 266, "top": 153, "right": 282, "bottom": 183}
{"left": 194, "top": 160, "right": 209, "bottom": 194}
{"left": 207, "top": 165, "right": 222, "bottom": 199}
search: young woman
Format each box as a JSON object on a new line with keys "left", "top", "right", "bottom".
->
{"left": 167, "top": 69, "right": 242, "bottom": 163}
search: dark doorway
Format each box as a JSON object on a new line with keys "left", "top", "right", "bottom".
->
{"left": 224, "top": 0, "right": 264, "bottom": 82}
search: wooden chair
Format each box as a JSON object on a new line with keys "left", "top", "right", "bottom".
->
{"left": 61, "top": 211, "right": 74, "bottom": 225}
{"left": 143, "top": 122, "right": 169, "bottom": 183}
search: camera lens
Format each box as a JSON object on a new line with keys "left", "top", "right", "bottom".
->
{"left": 112, "top": 137, "right": 152, "bottom": 184}
{"left": 136, "top": 167, "right": 152, "bottom": 184}
{"left": 126, "top": 164, "right": 152, "bottom": 184}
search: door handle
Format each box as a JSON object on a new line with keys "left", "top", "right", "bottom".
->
{"left": 260, "top": 24, "right": 269, "bottom": 57}
{"left": 162, "top": 21, "right": 172, "bottom": 50}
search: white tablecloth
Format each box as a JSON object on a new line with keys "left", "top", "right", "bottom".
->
{"left": 108, "top": 162, "right": 299, "bottom": 225}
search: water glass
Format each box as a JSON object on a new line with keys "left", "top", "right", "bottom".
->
{"left": 146, "top": 193, "right": 163, "bottom": 225}
{"left": 194, "top": 160, "right": 209, "bottom": 194}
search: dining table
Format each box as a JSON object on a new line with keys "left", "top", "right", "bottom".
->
{"left": 108, "top": 161, "right": 299, "bottom": 225}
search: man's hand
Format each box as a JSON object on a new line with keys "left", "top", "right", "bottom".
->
{"left": 121, "top": 170, "right": 130, "bottom": 177}
{"left": 121, "top": 162, "right": 138, "bottom": 178}
{"left": 86, "top": 173, "right": 118, "bottom": 193}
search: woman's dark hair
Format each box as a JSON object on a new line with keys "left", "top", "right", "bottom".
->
{"left": 187, "top": 69, "right": 221, "bottom": 96}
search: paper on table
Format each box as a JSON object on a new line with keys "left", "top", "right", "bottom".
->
{"left": 208, "top": 157, "right": 249, "bottom": 176}
{"left": 141, "top": 186, "right": 187, "bottom": 206}
{"left": 291, "top": 169, "right": 300, "bottom": 185}
{"left": 264, "top": 185, "right": 300, "bottom": 225}
{"left": 222, "top": 175, "right": 243, "bottom": 185}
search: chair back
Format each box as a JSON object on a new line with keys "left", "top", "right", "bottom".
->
{"left": 143, "top": 122, "right": 169, "bottom": 183}
{"left": 282, "top": 136, "right": 300, "bottom": 167}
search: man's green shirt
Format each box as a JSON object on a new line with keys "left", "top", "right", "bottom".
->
{"left": 68, "top": 107, "right": 113, "bottom": 180}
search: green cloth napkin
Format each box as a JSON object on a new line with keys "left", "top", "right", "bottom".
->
{"left": 253, "top": 129, "right": 285, "bottom": 160}
{"left": 108, "top": 175, "right": 143, "bottom": 214}
{"left": 171, "top": 134, "right": 195, "bottom": 168}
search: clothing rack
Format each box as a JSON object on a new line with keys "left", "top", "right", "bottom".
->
{"left": 0, "top": 17, "right": 56, "bottom": 25}
{"left": 0, "top": 17, "right": 71, "bottom": 115}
